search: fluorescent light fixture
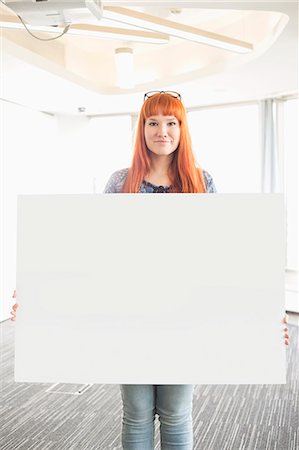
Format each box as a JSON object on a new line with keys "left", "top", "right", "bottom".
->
{"left": 70, "top": 24, "right": 168, "bottom": 44}
{"left": 103, "top": 6, "right": 253, "bottom": 54}
{"left": 0, "top": 16, "right": 169, "bottom": 44}
{"left": 115, "top": 47, "right": 135, "bottom": 89}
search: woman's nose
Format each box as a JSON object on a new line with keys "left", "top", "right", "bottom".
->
{"left": 157, "top": 124, "right": 168, "bottom": 136}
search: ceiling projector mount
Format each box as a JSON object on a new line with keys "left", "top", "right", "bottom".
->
{"left": 3, "top": 1, "right": 103, "bottom": 27}
{"left": 1, "top": 0, "right": 254, "bottom": 53}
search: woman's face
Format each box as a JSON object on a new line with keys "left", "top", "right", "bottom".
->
{"left": 144, "top": 114, "right": 180, "bottom": 157}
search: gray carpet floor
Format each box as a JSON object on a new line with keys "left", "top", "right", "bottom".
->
{"left": 0, "top": 318, "right": 298, "bottom": 450}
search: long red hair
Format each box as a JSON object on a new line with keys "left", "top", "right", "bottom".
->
{"left": 122, "top": 93, "right": 206, "bottom": 193}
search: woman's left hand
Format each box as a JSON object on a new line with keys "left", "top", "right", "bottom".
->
{"left": 283, "top": 314, "right": 289, "bottom": 346}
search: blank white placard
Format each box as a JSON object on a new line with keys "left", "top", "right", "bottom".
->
{"left": 15, "top": 194, "right": 286, "bottom": 384}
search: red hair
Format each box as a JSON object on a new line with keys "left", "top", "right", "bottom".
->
{"left": 122, "top": 93, "right": 206, "bottom": 193}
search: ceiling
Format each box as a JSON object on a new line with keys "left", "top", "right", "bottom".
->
{"left": 0, "top": 1, "right": 298, "bottom": 115}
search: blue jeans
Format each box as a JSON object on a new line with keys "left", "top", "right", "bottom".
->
{"left": 120, "top": 384, "right": 194, "bottom": 450}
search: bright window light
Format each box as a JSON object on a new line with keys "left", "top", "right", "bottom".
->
{"left": 284, "top": 98, "right": 298, "bottom": 270}
{"left": 188, "top": 104, "right": 260, "bottom": 193}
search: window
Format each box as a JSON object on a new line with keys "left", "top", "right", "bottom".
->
{"left": 188, "top": 104, "right": 260, "bottom": 193}
{"left": 283, "top": 98, "right": 298, "bottom": 270}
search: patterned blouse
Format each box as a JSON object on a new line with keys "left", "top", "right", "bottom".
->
{"left": 104, "top": 168, "right": 217, "bottom": 193}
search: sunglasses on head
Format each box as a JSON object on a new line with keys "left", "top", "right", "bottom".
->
{"left": 144, "top": 91, "right": 181, "bottom": 101}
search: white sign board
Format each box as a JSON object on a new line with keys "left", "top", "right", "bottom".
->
{"left": 15, "top": 194, "right": 286, "bottom": 384}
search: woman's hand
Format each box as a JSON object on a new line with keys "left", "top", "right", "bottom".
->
{"left": 283, "top": 314, "right": 289, "bottom": 346}
{"left": 10, "top": 289, "right": 18, "bottom": 321}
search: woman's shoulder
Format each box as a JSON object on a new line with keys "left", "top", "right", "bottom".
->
{"left": 202, "top": 169, "right": 217, "bottom": 193}
{"left": 103, "top": 168, "right": 129, "bottom": 193}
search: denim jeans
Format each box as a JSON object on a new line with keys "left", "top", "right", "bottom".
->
{"left": 120, "top": 384, "right": 194, "bottom": 450}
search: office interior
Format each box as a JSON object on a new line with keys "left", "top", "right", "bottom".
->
{"left": 0, "top": 1, "right": 298, "bottom": 449}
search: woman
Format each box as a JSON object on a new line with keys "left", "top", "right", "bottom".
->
{"left": 104, "top": 91, "right": 216, "bottom": 450}
{"left": 11, "top": 91, "right": 289, "bottom": 450}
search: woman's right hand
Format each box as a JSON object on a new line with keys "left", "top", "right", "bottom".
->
{"left": 10, "top": 289, "right": 18, "bottom": 321}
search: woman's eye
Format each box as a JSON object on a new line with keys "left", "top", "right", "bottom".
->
{"left": 148, "top": 122, "right": 157, "bottom": 126}
{"left": 168, "top": 121, "right": 177, "bottom": 126}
